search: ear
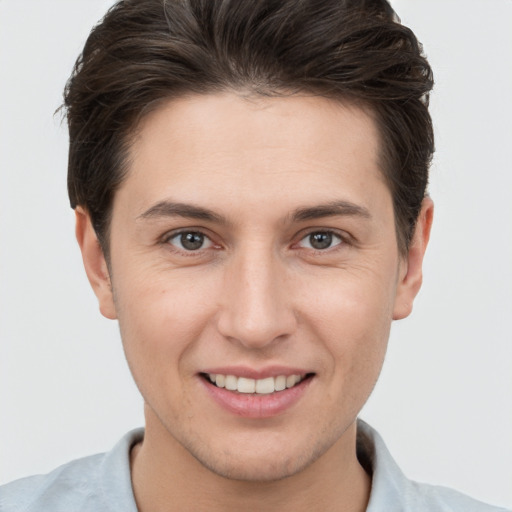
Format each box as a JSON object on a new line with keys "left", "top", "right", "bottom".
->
{"left": 393, "top": 197, "right": 434, "bottom": 320}
{"left": 75, "top": 207, "right": 117, "bottom": 320}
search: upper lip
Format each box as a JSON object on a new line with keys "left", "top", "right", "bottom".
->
{"left": 200, "top": 365, "right": 312, "bottom": 380}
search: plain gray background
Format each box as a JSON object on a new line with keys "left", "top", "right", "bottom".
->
{"left": 1, "top": 0, "right": 511, "bottom": 508}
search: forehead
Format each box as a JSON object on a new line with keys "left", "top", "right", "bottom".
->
{"left": 117, "top": 92, "right": 389, "bottom": 221}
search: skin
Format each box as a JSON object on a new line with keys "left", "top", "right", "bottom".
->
{"left": 76, "top": 93, "right": 433, "bottom": 512}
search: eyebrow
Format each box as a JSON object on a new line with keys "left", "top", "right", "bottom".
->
{"left": 137, "top": 199, "right": 371, "bottom": 225}
{"left": 291, "top": 201, "right": 371, "bottom": 222}
{"left": 137, "top": 201, "right": 228, "bottom": 224}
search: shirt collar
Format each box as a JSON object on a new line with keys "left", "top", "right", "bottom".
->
{"left": 98, "top": 427, "right": 143, "bottom": 512}
{"left": 357, "top": 418, "right": 417, "bottom": 511}
{"left": 100, "top": 421, "right": 416, "bottom": 512}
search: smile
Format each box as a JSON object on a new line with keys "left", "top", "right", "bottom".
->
{"left": 200, "top": 369, "right": 315, "bottom": 417}
{"left": 206, "top": 373, "right": 307, "bottom": 394}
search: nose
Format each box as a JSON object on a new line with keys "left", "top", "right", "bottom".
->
{"left": 216, "top": 246, "right": 297, "bottom": 349}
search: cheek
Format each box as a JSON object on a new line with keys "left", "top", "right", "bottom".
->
{"left": 116, "top": 262, "right": 217, "bottom": 326}
{"left": 300, "top": 266, "right": 396, "bottom": 375}
{"left": 112, "top": 268, "right": 219, "bottom": 384}
{"left": 305, "top": 280, "right": 392, "bottom": 423}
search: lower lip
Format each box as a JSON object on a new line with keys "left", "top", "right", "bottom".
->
{"left": 200, "top": 376, "right": 313, "bottom": 418}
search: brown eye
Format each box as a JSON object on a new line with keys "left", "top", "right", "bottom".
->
{"left": 298, "top": 231, "right": 342, "bottom": 250}
{"left": 168, "top": 231, "right": 212, "bottom": 251}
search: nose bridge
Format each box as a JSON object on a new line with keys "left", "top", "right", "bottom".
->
{"left": 217, "top": 241, "right": 296, "bottom": 348}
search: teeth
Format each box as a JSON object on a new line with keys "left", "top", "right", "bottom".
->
{"left": 225, "top": 375, "right": 238, "bottom": 391}
{"left": 286, "top": 375, "right": 298, "bottom": 388}
{"left": 255, "top": 377, "right": 275, "bottom": 394}
{"left": 207, "top": 373, "right": 305, "bottom": 394}
{"left": 215, "top": 374, "right": 225, "bottom": 388}
{"left": 275, "top": 375, "right": 286, "bottom": 391}
{"left": 237, "top": 377, "right": 256, "bottom": 393}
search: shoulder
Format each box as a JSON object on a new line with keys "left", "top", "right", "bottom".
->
{"left": 0, "top": 453, "right": 104, "bottom": 512}
{"left": 0, "top": 429, "right": 142, "bottom": 512}
{"left": 357, "top": 420, "right": 511, "bottom": 512}
{"left": 405, "top": 480, "right": 511, "bottom": 512}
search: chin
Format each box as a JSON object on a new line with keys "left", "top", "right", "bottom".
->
{"left": 197, "top": 453, "right": 306, "bottom": 482}
{"left": 185, "top": 432, "right": 335, "bottom": 483}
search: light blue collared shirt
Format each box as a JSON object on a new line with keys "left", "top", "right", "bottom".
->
{"left": 0, "top": 420, "right": 509, "bottom": 511}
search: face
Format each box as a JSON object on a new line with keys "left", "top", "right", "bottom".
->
{"left": 78, "top": 93, "right": 431, "bottom": 482}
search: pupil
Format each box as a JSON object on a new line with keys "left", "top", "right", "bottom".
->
{"left": 181, "top": 232, "right": 204, "bottom": 250}
{"left": 310, "top": 232, "right": 332, "bottom": 250}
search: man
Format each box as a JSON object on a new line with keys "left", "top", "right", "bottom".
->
{"left": 0, "top": 1, "right": 509, "bottom": 511}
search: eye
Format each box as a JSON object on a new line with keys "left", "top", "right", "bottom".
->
{"left": 166, "top": 231, "right": 213, "bottom": 251}
{"left": 298, "top": 231, "right": 343, "bottom": 250}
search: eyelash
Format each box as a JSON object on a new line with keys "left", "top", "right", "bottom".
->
{"left": 162, "top": 230, "right": 217, "bottom": 254}
{"left": 295, "top": 230, "right": 345, "bottom": 251}
{"left": 161, "top": 228, "right": 349, "bottom": 255}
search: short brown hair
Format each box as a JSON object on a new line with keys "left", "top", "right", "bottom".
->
{"left": 64, "top": 0, "right": 434, "bottom": 255}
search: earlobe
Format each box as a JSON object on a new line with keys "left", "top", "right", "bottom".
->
{"left": 392, "top": 197, "right": 434, "bottom": 320}
{"left": 75, "top": 207, "right": 117, "bottom": 320}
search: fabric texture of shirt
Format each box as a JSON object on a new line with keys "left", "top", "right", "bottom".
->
{"left": 0, "top": 420, "right": 509, "bottom": 512}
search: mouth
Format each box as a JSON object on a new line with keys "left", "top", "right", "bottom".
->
{"left": 199, "top": 366, "right": 316, "bottom": 418}
{"left": 201, "top": 372, "right": 315, "bottom": 395}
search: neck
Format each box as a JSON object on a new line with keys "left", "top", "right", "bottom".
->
{"left": 131, "top": 409, "right": 371, "bottom": 512}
